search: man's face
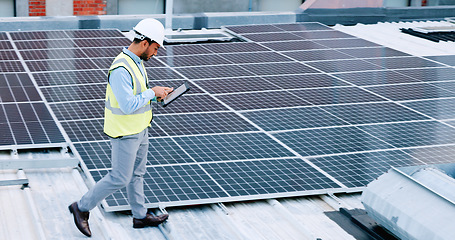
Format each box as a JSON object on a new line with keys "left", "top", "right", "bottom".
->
{"left": 140, "top": 42, "right": 160, "bottom": 61}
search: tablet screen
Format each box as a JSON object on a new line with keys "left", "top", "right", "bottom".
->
{"left": 162, "top": 82, "right": 190, "bottom": 107}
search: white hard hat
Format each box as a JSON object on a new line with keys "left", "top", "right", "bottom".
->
{"left": 133, "top": 18, "right": 165, "bottom": 49}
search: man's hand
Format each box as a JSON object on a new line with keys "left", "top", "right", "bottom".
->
{"left": 151, "top": 86, "right": 173, "bottom": 101}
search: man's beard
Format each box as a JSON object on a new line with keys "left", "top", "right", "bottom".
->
{"left": 140, "top": 52, "right": 151, "bottom": 61}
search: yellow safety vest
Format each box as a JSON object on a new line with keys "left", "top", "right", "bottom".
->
{"left": 103, "top": 52, "right": 153, "bottom": 138}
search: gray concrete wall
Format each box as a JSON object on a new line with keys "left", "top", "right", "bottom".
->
{"left": 16, "top": 0, "right": 29, "bottom": 17}
{"left": 46, "top": 0, "right": 73, "bottom": 16}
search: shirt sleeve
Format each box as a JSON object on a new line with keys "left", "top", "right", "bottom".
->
{"left": 109, "top": 67, "right": 156, "bottom": 115}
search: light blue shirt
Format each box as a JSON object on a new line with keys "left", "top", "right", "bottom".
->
{"left": 108, "top": 47, "right": 156, "bottom": 115}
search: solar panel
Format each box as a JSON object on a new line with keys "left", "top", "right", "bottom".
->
{"left": 358, "top": 121, "right": 455, "bottom": 148}
{"left": 174, "top": 132, "right": 296, "bottom": 162}
{"left": 365, "top": 83, "right": 455, "bottom": 101}
{"left": 74, "top": 138, "right": 195, "bottom": 170}
{"left": 263, "top": 40, "right": 328, "bottom": 51}
{"left": 240, "top": 62, "right": 320, "bottom": 75}
{"left": 282, "top": 49, "right": 354, "bottom": 62}
{"left": 158, "top": 54, "right": 231, "bottom": 67}
{"left": 425, "top": 55, "right": 455, "bottom": 66}
{"left": 402, "top": 98, "right": 455, "bottom": 120}
{"left": 394, "top": 67, "right": 455, "bottom": 82}
{"left": 177, "top": 65, "right": 254, "bottom": 79}
{"left": 0, "top": 103, "right": 65, "bottom": 146}
{"left": 322, "top": 102, "right": 430, "bottom": 124}
{"left": 364, "top": 57, "right": 445, "bottom": 69}
{"left": 50, "top": 100, "right": 105, "bottom": 121}
{"left": 241, "top": 32, "right": 303, "bottom": 42}
{"left": 292, "top": 30, "right": 354, "bottom": 40}
{"left": 305, "top": 59, "right": 385, "bottom": 73}
{"left": 261, "top": 73, "right": 349, "bottom": 89}
{"left": 241, "top": 106, "right": 347, "bottom": 131}
{"left": 195, "top": 76, "right": 279, "bottom": 94}
{"left": 154, "top": 112, "right": 258, "bottom": 136}
{"left": 40, "top": 84, "right": 105, "bottom": 102}
{"left": 91, "top": 164, "right": 230, "bottom": 209}
{"left": 201, "top": 158, "right": 341, "bottom": 196}
{"left": 402, "top": 145, "right": 455, "bottom": 164}
{"left": 273, "top": 126, "right": 394, "bottom": 157}
{"left": 5, "top": 23, "right": 454, "bottom": 210}
{"left": 291, "top": 87, "right": 387, "bottom": 105}
{"left": 15, "top": 39, "right": 76, "bottom": 50}
{"left": 333, "top": 70, "right": 421, "bottom": 86}
{"left": 20, "top": 48, "right": 87, "bottom": 60}
{"left": 215, "top": 90, "right": 311, "bottom": 110}
{"left": 308, "top": 150, "right": 423, "bottom": 188}
{"left": 218, "top": 52, "right": 293, "bottom": 64}
{"left": 0, "top": 50, "right": 19, "bottom": 60}
{"left": 0, "top": 61, "right": 25, "bottom": 72}
{"left": 338, "top": 47, "right": 411, "bottom": 58}
{"left": 26, "top": 58, "right": 98, "bottom": 72}
{"left": 10, "top": 30, "right": 69, "bottom": 40}
{"left": 61, "top": 119, "right": 166, "bottom": 142}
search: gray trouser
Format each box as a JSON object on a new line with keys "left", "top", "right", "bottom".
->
{"left": 78, "top": 128, "right": 149, "bottom": 219}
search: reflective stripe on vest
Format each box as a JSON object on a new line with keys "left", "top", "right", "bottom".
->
{"left": 103, "top": 52, "right": 153, "bottom": 138}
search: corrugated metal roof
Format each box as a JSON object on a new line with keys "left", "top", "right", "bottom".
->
{"left": 2, "top": 19, "right": 455, "bottom": 240}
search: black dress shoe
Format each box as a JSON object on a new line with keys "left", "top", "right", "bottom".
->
{"left": 133, "top": 213, "right": 169, "bottom": 228}
{"left": 68, "top": 202, "right": 92, "bottom": 237}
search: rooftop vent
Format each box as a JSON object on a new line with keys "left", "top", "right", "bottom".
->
{"left": 362, "top": 163, "right": 455, "bottom": 240}
{"left": 401, "top": 24, "right": 455, "bottom": 42}
{"left": 164, "top": 28, "right": 235, "bottom": 44}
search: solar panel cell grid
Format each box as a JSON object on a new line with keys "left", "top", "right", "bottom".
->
{"left": 65, "top": 29, "right": 124, "bottom": 38}
{"left": 309, "top": 150, "right": 423, "bottom": 188}
{"left": 402, "top": 98, "right": 455, "bottom": 120}
{"left": 291, "top": 87, "right": 387, "bottom": 105}
{"left": 314, "top": 39, "right": 380, "bottom": 48}
{"left": 240, "top": 62, "right": 320, "bottom": 75}
{"left": 50, "top": 100, "right": 105, "bottom": 121}
{"left": 26, "top": 58, "right": 98, "bottom": 72}
{"left": 292, "top": 30, "right": 354, "bottom": 40}
{"left": 358, "top": 121, "right": 455, "bottom": 148}
{"left": 201, "top": 158, "right": 341, "bottom": 196}
{"left": 0, "top": 50, "right": 19, "bottom": 60}
{"left": 154, "top": 112, "right": 258, "bottom": 136}
{"left": 273, "top": 126, "right": 394, "bottom": 157}
{"left": 158, "top": 54, "right": 232, "bottom": 67}
{"left": 154, "top": 94, "right": 229, "bottom": 114}
{"left": 15, "top": 39, "right": 76, "bottom": 50}
{"left": 275, "top": 23, "right": 332, "bottom": 31}
{"left": 176, "top": 65, "right": 254, "bottom": 79}
{"left": 195, "top": 76, "right": 279, "bottom": 94}
{"left": 33, "top": 70, "right": 106, "bottom": 86}
{"left": 225, "top": 24, "right": 283, "bottom": 34}
{"left": 322, "top": 102, "right": 430, "bottom": 125}
{"left": 394, "top": 67, "right": 455, "bottom": 82}
{"left": 402, "top": 145, "right": 455, "bottom": 164}
{"left": 282, "top": 49, "right": 353, "bottom": 62}
{"left": 21, "top": 48, "right": 87, "bottom": 60}
{"left": 40, "top": 84, "right": 105, "bottom": 102}
{"left": 365, "top": 57, "right": 445, "bottom": 69}
{"left": 0, "top": 41, "right": 14, "bottom": 50}
{"left": 365, "top": 83, "right": 455, "bottom": 101}
{"left": 0, "top": 61, "right": 25, "bottom": 72}
{"left": 241, "top": 32, "right": 303, "bottom": 42}
{"left": 305, "top": 59, "right": 385, "bottom": 73}
{"left": 174, "top": 132, "right": 296, "bottom": 162}
{"left": 263, "top": 40, "right": 329, "bottom": 51}
{"left": 10, "top": 31, "right": 69, "bottom": 40}
{"left": 201, "top": 42, "right": 270, "bottom": 53}
{"left": 241, "top": 107, "right": 347, "bottom": 131}
{"left": 215, "top": 90, "right": 311, "bottom": 110}
{"left": 338, "top": 47, "right": 411, "bottom": 58}
{"left": 219, "top": 52, "right": 292, "bottom": 64}
{"left": 333, "top": 70, "right": 420, "bottom": 86}
{"left": 261, "top": 74, "right": 349, "bottom": 89}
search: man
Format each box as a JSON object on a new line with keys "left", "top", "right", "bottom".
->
{"left": 69, "top": 18, "right": 171, "bottom": 237}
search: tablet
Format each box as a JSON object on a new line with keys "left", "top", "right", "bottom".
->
{"left": 161, "top": 81, "right": 191, "bottom": 107}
